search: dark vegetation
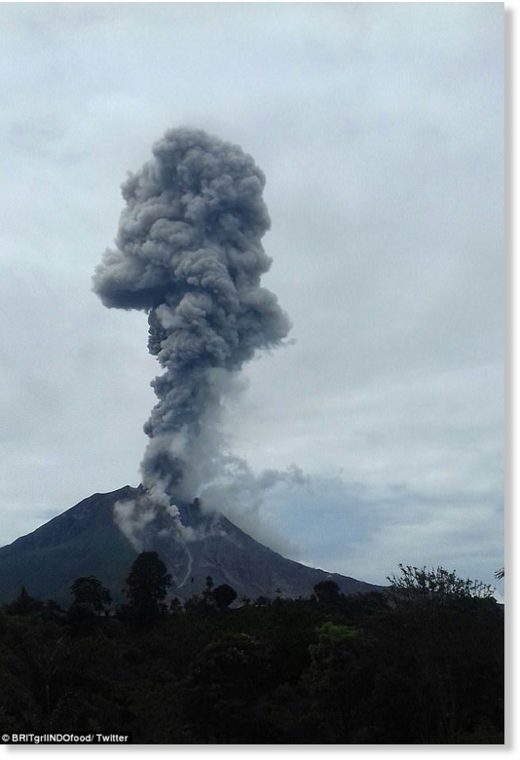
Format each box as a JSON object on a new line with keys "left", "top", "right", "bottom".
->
{"left": 0, "top": 556, "right": 503, "bottom": 744}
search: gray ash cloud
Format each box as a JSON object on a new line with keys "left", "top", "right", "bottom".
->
{"left": 93, "top": 127, "right": 291, "bottom": 505}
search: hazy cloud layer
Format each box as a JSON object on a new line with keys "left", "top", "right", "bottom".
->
{"left": 0, "top": 3, "right": 503, "bottom": 589}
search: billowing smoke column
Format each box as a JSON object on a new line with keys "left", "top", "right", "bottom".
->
{"left": 93, "top": 128, "right": 291, "bottom": 508}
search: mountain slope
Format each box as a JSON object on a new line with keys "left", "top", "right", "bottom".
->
{"left": 0, "top": 486, "right": 380, "bottom": 604}
{"left": 0, "top": 486, "right": 138, "bottom": 604}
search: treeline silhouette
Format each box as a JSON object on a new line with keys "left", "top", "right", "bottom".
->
{"left": 0, "top": 554, "right": 503, "bottom": 744}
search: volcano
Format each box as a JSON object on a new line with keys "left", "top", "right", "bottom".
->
{"left": 0, "top": 486, "right": 380, "bottom": 605}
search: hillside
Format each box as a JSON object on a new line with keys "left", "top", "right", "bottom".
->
{"left": 0, "top": 486, "right": 380, "bottom": 604}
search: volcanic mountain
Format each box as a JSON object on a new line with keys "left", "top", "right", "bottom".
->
{"left": 0, "top": 485, "right": 380, "bottom": 605}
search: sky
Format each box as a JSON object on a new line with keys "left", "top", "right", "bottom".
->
{"left": 0, "top": 1, "right": 503, "bottom": 590}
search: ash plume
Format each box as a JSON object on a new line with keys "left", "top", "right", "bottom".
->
{"left": 93, "top": 127, "right": 291, "bottom": 516}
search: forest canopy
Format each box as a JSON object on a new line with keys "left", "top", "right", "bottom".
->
{"left": 0, "top": 558, "right": 503, "bottom": 744}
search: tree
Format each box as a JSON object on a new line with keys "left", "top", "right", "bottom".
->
{"left": 124, "top": 551, "right": 172, "bottom": 624}
{"left": 41, "top": 599, "right": 63, "bottom": 622}
{"left": 4, "top": 586, "right": 43, "bottom": 616}
{"left": 212, "top": 584, "right": 237, "bottom": 610}
{"left": 387, "top": 564, "right": 495, "bottom": 603}
{"left": 202, "top": 575, "right": 214, "bottom": 604}
{"left": 182, "top": 633, "right": 270, "bottom": 741}
{"left": 302, "top": 622, "right": 360, "bottom": 742}
{"left": 313, "top": 580, "right": 341, "bottom": 605}
{"left": 70, "top": 576, "right": 112, "bottom": 615}
{"left": 365, "top": 564, "right": 503, "bottom": 742}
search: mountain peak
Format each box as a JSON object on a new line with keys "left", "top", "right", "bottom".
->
{"left": 0, "top": 486, "right": 381, "bottom": 604}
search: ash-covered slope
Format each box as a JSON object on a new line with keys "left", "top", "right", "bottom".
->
{"left": 0, "top": 486, "right": 380, "bottom": 604}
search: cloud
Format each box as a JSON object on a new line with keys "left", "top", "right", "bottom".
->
{"left": 260, "top": 474, "right": 503, "bottom": 589}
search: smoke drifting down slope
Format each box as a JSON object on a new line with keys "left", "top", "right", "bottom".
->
{"left": 93, "top": 128, "right": 292, "bottom": 525}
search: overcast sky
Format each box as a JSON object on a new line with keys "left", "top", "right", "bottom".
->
{"left": 0, "top": 2, "right": 503, "bottom": 590}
